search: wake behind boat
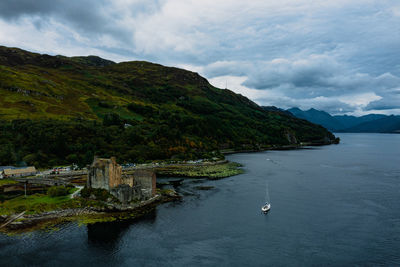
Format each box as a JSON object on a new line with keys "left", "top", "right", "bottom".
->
{"left": 262, "top": 182, "right": 271, "bottom": 213}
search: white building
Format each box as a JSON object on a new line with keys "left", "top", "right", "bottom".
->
{"left": 1, "top": 166, "right": 37, "bottom": 179}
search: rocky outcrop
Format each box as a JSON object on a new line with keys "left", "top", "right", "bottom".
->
{"left": 285, "top": 131, "right": 298, "bottom": 144}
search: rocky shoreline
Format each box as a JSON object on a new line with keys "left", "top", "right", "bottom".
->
{"left": 0, "top": 191, "right": 180, "bottom": 234}
{"left": 220, "top": 139, "right": 339, "bottom": 155}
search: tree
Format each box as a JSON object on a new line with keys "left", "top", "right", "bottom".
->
{"left": 22, "top": 153, "right": 37, "bottom": 166}
{"left": 103, "top": 113, "right": 122, "bottom": 126}
{"left": 0, "top": 143, "right": 16, "bottom": 165}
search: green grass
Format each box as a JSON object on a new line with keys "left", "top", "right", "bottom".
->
{"left": 0, "top": 193, "right": 79, "bottom": 215}
{"left": 0, "top": 179, "right": 18, "bottom": 186}
{"left": 156, "top": 161, "right": 244, "bottom": 179}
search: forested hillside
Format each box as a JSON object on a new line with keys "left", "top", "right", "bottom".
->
{"left": 0, "top": 46, "right": 336, "bottom": 167}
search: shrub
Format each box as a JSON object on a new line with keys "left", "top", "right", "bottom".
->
{"left": 32, "top": 203, "right": 48, "bottom": 213}
{"left": 79, "top": 187, "right": 110, "bottom": 201}
{"left": 92, "top": 188, "right": 110, "bottom": 201}
{"left": 15, "top": 205, "right": 26, "bottom": 213}
{"left": 103, "top": 113, "right": 123, "bottom": 126}
{"left": 98, "top": 101, "right": 112, "bottom": 108}
{"left": 47, "top": 186, "right": 69, "bottom": 197}
{"left": 22, "top": 153, "right": 37, "bottom": 165}
{"left": 80, "top": 187, "right": 91, "bottom": 198}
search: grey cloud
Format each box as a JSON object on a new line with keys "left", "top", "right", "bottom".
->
{"left": 0, "top": 0, "right": 131, "bottom": 41}
{"left": 0, "top": 0, "right": 104, "bottom": 26}
{"left": 203, "top": 61, "right": 251, "bottom": 78}
{"left": 203, "top": 55, "right": 400, "bottom": 104}
{"left": 0, "top": 0, "right": 59, "bottom": 19}
{"left": 365, "top": 97, "right": 400, "bottom": 110}
{"left": 0, "top": 1, "right": 400, "bottom": 114}
{"left": 365, "top": 88, "right": 400, "bottom": 111}
{"left": 255, "top": 95, "right": 355, "bottom": 115}
{"left": 243, "top": 56, "right": 341, "bottom": 91}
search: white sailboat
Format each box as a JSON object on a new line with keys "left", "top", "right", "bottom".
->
{"left": 261, "top": 182, "right": 271, "bottom": 213}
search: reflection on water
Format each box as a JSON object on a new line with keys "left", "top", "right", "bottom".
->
{"left": 1, "top": 133, "right": 400, "bottom": 266}
{"left": 87, "top": 210, "right": 157, "bottom": 249}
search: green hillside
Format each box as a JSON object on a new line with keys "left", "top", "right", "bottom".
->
{"left": 0, "top": 46, "right": 337, "bottom": 167}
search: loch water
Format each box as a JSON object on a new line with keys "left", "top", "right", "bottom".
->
{"left": 1, "top": 133, "right": 400, "bottom": 266}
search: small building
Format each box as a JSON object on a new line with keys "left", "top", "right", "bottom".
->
{"left": 0, "top": 166, "right": 15, "bottom": 179}
{"left": 87, "top": 157, "right": 156, "bottom": 204}
{"left": 1, "top": 166, "right": 37, "bottom": 179}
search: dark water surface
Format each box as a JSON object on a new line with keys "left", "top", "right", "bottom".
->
{"left": 1, "top": 133, "right": 400, "bottom": 266}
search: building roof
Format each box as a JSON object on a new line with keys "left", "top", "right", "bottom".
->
{"left": 0, "top": 166, "right": 16, "bottom": 172}
{"left": 3, "top": 166, "right": 37, "bottom": 176}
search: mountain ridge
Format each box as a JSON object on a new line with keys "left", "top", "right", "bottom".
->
{"left": 286, "top": 107, "right": 400, "bottom": 133}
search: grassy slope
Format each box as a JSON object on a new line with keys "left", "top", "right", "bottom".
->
{"left": 155, "top": 161, "right": 244, "bottom": 179}
{"left": 0, "top": 193, "right": 77, "bottom": 215}
{"left": 0, "top": 180, "right": 18, "bottom": 186}
{"left": 0, "top": 46, "right": 336, "bottom": 165}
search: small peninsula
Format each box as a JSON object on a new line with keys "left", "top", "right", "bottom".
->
{"left": 0, "top": 157, "right": 246, "bottom": 233}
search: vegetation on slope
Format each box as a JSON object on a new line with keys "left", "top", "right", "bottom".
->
{"left": 0, "top": 46, "right": 336, "bottom": 167}
{"left": 0, "top": 193, "right": 78, "bottom": 215}
{"left": 155, "top": 161, "right": 244, "bottom": 179}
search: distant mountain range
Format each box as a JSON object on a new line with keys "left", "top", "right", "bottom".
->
{"left": 285, "top": 107, "right": 400, "bottom": 133}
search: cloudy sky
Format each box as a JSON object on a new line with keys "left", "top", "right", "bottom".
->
{"left": 1, "top": 0, "right": 400, "bottom": 115}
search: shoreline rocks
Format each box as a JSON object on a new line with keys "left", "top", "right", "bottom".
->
{"left": 2, "top": 192, "right": 179, "bottom": 233}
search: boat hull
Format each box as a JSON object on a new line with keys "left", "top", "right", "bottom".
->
{"left": 261, "top": 204, "right": 271, "bottom": 213}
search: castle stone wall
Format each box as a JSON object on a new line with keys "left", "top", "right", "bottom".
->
{"left": 87, "top": 157, "right": 156, "bottom": 204}
{"left": 88, "top": 157, "right": 122, "bottom": 190}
